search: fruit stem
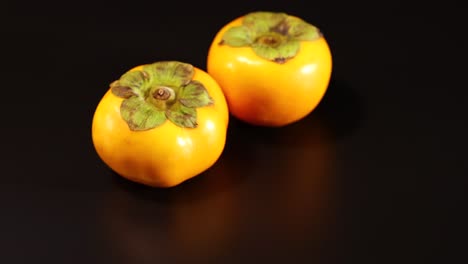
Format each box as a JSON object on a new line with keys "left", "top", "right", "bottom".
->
{"left": 256, "top": 33, "right": 283, "bottom": 47}
{"left": 147, "top": 86, "right": 176, "bottom": 110}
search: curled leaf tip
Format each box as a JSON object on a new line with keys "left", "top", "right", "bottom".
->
{"left": 111, "top": 82, "right": 137, "bottom": 98}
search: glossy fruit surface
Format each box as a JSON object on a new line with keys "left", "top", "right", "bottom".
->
{"left": 207, "top": 11, "right": 333, "bottom": 126}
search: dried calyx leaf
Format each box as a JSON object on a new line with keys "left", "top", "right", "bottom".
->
{"left": 110, "top": 61, "right": 214, "bottom": 131}
{"left": 220, "top": 11, "right": 321, "bottom": 63}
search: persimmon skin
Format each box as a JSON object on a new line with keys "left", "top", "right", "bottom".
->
{"left": 207, "top": 16, "right": 333, "bottom": 127}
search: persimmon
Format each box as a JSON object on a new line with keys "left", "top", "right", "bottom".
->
{"left": 92, "top": 61, "right": 229, "bottom": 187}
{"left": 207, "top": 11, "right": 332, "bottom": 126}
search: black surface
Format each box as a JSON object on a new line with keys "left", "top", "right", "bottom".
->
{"left": 2, "top": 1, "right": 467, "bottom": 263}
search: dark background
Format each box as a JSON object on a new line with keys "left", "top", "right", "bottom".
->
{"left": 1, "top": 0, "right": 467, "bottom": 263}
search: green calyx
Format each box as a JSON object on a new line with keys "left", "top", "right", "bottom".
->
{"left": 110, "top": 61, "right": 214, "bottom": 131}
{"left": 219, "top": 11, "right": 321, "bottom": 63}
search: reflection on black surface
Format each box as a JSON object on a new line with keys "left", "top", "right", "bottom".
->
{"left": 98, "top": 80, "right": 362, "bottom": 263}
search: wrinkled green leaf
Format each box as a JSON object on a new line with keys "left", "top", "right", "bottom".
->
{"left": 252, "top": 39, "right": 300, "bottom": 63}
{"left": 243, "top": 12, "right": 288, "bottom": 35}
{"left": 120, "top": 71, "right": 148, "bottom": 89}
{"left": 143, "top": 61, "right": 194, "bottom": 89}
{"left": 110, "top": 81, "right": 136, "bottom": 98}
{"left": 120, "top": 96, "right": 166, "bottom": 131}
{"left": 287, "top": 17, "right": 321, "bottom": 41}
{"left": 111, "top": 70, "right": 148, "bottom": 98}
{"left": 221, "top": 26, "right": 252, "bottom": 47}
{"left": 166, "top": 101, "right": 198, "bottom": 128}
{"left": 179, "top": 80, "right": 214, "bottom": 108}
